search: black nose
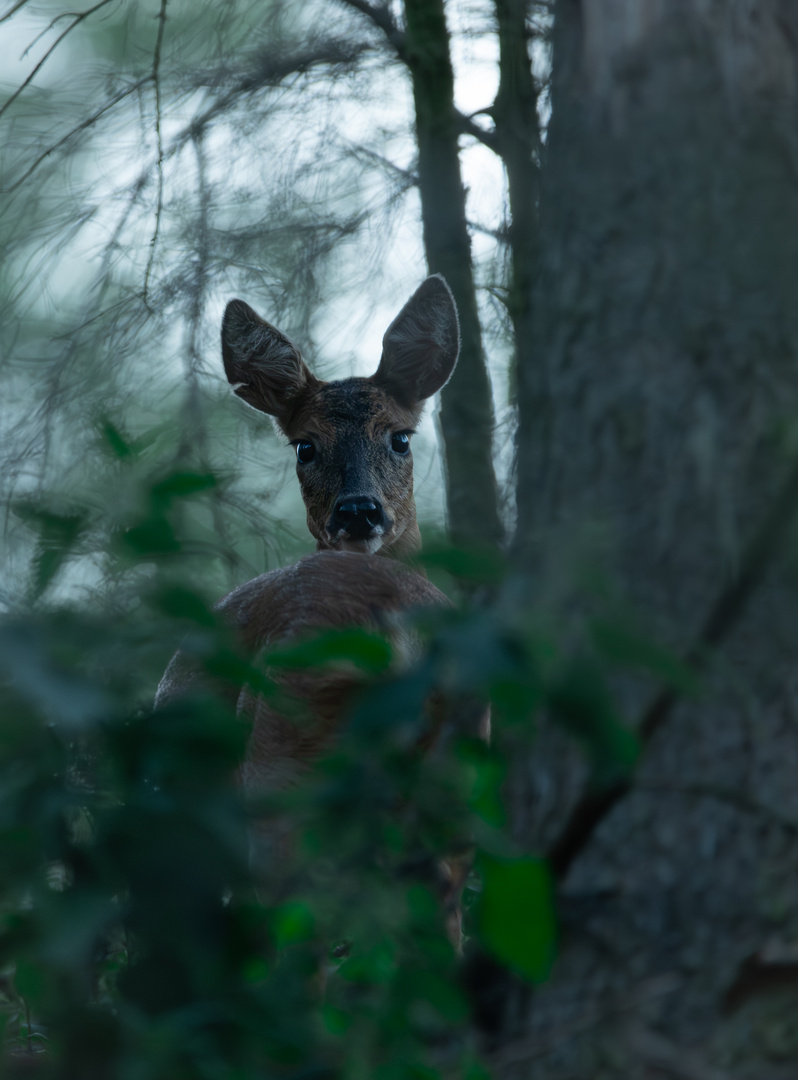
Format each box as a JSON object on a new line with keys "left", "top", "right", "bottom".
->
{"left": 330, "top": 498, "right": 386, "bottom": 539}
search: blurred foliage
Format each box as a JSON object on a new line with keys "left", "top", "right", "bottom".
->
{"left": 0, "top": 0, "right": 525, "bottom": 610}
{"left": 0, "top": 451, "right": 678, "bottom": 1077}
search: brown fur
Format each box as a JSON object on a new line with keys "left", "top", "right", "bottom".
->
{"left": 284, "top": 380, "right": 422, "bottom": 556}
{"left": 155, "top": 550, "right": 455, "bottom": 866}
{"left": 214, "top": 551, "right": 448, "bottom": 788}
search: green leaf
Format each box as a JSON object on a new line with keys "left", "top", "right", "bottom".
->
{"left": 243, "top": 957, "right": 270, "bottom": 983}
{"left": 153, "top": 585, "right": 215, "bottom": 627}
{"left": 13, "top": 503, "right": 86, "bottom": 594}
{"left": 476, "top": 854, "right": 556, "bottom": 983}
{"left": 322, "top": 1004, "right": 351, "bottom": 1035}
{"left": 420, "top": 544, "right": 506, "bottom": 585}
{"left": 271, "top": 902, "right": 314, "bottom": 947}
{"left": 402, "top": 969, "right": 468, "bottom": 1023}
{"left": 464, "top": 1060, "right": 492, "bottom": 1080}
{"left": 151, "top": 471, "right": 218, "bottom": 507}
{"left": 121, "top": 515, "right": 180, "bottom": 555}
{"left": 99, "top": 418, "right": 134, "bottom": 459}
{"left": 463, "top": 746, "right": 506, "bottom": 828}
{"left": 490, "top": 677, "right": 542, "bottom": 724}
{"left": 267, "top": 628, "right": 393, "bottom": 674}
{"left": 338, "top": 940, "right": 396, "bottom": 984}
{"left": 14, "top": 960, "right": 44, "bottom": 1003}
{"left": 204, "top": 650, "right": 276, "bottom": 697}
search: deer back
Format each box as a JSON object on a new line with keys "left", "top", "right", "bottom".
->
{"left": 156, "top": 550, "right": 451, "bottom": 796}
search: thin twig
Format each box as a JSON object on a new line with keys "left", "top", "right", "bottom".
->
{"left": 143, "top": 0, "right": 169, "bottom": 308}
{"left": 186, "top": 41, "right": 372, "bottom": 144}
{"left": 23, "top": 995, "right": 32, "bottom": 1052}
{"left": 0, "top": 0, "right": 31, "bottom": 25}
{"left": 22, "top": 4, "right": 113, "bottom": 58}
{"left": 337, "top": 0, "right": 502, "bottom": 154}
{"left": 2, "top": 174, "right": 147, "bottom": 509}
{"left": 0, "top": 0, "right": 118, "bottom": 122}
{"left": 548, "top": 451, "right": 798, "bottom": 880}
{"left": 335, "top": 0, "right": 407, "bottom": 59}
{"left": 177, "top": 130, "right": 210, "bottom": 461}
{"left": 5, "top": 40, "right": 368, "bottom": 194}
{"left": 2, "top": 79, "right": 150, "bottom": 194}
{"left": 347, "top": 141, "right": 416, "bottom": 186}
{"left": 455, "top": 110, "right": 500, "bottom": 153}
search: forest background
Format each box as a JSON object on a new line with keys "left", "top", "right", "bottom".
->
{"left": 3, "top": 1, "right": 798, "bottom": 1078}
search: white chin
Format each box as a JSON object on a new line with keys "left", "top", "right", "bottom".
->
{"left": 339, "top": 536, "right": 384, "bottom": 555}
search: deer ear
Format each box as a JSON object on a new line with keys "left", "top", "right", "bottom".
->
{"left": 372, "top": 275, "right": 460, "bottom": 407}
{"left": 221, "top": 299, "right": 318, "bottom": 426}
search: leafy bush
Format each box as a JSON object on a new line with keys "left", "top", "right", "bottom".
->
{"left": 0, "top": 450, "right": 657, "bottom": 1079}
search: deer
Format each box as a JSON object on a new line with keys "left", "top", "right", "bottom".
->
{"left": 219, "top": 274, "right": 458, "bottom": 559}
{"left": 156, "top": 275, "right": 488, "bottom": 947}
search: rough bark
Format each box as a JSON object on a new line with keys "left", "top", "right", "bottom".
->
{"left": 492, "top": 0, "right": 540, "bottom": 408}
{"left": 508, "top": 1, "right": 798, "bottom": 1075}
{"left": 403, "top": 0, "right": 504, "bottom": 549}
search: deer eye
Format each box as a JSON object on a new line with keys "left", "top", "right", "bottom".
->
{"left": 296, "top": 441, "right": 315, "bottom": 465}
{"left": 391, "top": 432, "right": 411, "bottom": 455}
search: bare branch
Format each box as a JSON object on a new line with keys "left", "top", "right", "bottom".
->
{"left": 177, "top": 130, "right": 210, "bottom": 462}
{"left": 468, "top": 219, "right": 508, "bottom": 243}
{"left": 0, "top": 0, "right": 118, "bottom": 122}
{"left": 2, "top": 79, "right": 150, "bottom": 194}
{"left": 335, "top": 0, "right": 407, "bottom": 60}
{"left": 143, "top": 0, "right": 169, "bottom": 308}
{"left": 347, "top": 142, "right": 417, "bottom": 187}
{"left": 336, "top": 0, "right": 501, "bottom": 157}
{"left": 181, "top": 38, "right": 373, "bottom": 152}
{"left": 22, "top": 4, "right": 110, "bottom": 59}
{"left": 0, "top": 0, "right": 32, "bottom": 25}
{"left": 455, "top": 110, "right": 500, "bottom": 153}
{"left": 5, "top": 37, "right": 367, "bottom": 195}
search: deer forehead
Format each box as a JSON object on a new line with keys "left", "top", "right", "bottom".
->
{"left": 284, "top": 379, "right": 419, "bottom": 442}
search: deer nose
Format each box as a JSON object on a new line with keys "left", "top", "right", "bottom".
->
{"left": 331, "top": 498, "right": 386, "bottom": 539}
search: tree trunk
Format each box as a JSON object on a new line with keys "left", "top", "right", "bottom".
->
{"left": 403, "top": 0, "right": 504, "bottom": 549}
{"left": 492, "top": 0, "right": 540, "bottom": 406}
{"left": 508, "top": 1, "right": 798, "bottom": 1074}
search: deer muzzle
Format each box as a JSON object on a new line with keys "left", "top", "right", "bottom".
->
{"left": 327, "top": 497, "right": 389, "bottom": 544}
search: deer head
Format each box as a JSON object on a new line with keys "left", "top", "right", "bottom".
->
{"left": 221, "top": 276, "right": 459, "bottom": 557}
